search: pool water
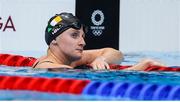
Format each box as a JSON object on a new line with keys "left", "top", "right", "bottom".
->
{"left": 0, "top": 51, "right": 180, "bottom": 100}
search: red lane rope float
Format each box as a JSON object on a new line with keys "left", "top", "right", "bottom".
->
{"left": 0, "top": 54, "right": 10, "bottom": 65}
{"left": 54, "top": 79, "right": 75, "bottom": 93}
{"left": 41, "top": 78, "right": 63, "bottom": 92}
{"left": 68, "top": 80, "right": 90, "bottom": 94}
{"left": 0, "top": 75, "right": 90, "bottom": 94}
{"left": 0, "top": 53, "right": 37, "bottom": 67}
{"left": 144, "top": 66, "right": 180, "bottom": 72}
{"left": 0, "top": 76, "right": 20, "bottom": 89}
{"left": 3, "top": 55, "right": 23, "bottom": 66}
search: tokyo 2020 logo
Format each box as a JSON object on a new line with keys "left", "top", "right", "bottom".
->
{"left": 90, "top": 10, "right": 105, "bottom": 36}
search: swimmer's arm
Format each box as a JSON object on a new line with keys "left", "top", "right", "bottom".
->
{"left": 72, "top": 48, "right": 123, "bottom": 68}
{"left": 124, "top": 59, "right": 165, "bottom": 71}
{"left": 124, "top": 61, "right": 150, "bottom": 71}
{"left": 92, "top": 48, "right": 124, "bottom": 64}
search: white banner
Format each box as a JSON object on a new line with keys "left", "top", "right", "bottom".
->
{"left": 0, "top": 0, "right": 75, "bottom": 55}
{"left": 120, "top": 0, "right": 180, "bottom": 52}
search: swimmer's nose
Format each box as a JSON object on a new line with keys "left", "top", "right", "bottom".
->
{"left": 79, "top": 37, "right": 86, "bottom": 47}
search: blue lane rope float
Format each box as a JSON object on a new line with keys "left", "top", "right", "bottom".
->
{"left": 138, "top": 84, "right": 158, "bottom": 100}
{"left": 167, "top": 86, "right": 180, "bottom": 100}
{"left": 123, "top": 83, "right": 144, "bottom": 99}
{"left": 82, "top": 81, "right": 180, "bottom": 100}
{"left": 96, "top": 82, "right": 115, "bottom": 97}
{"left": 82, "top": 81, "right": 102, "bottom": 95}
{"left": 109, "top": 82, "right": 130, "bottom": 98}
{"left": 152, "top": 85, "right": 172, "bottom": 100}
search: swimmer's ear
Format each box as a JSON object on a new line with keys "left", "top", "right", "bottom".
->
{"left": 51, "top": 39, "right": 57, "bottom": 45}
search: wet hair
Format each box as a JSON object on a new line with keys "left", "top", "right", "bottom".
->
{"left": 45, "top": 12, "right": 87, "bottom": 45}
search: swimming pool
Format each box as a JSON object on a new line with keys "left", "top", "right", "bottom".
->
{"left": 0, "top": 51, "right": 180, "bottom": 100}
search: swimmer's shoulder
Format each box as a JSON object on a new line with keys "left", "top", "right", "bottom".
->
{"left": 32, "top": 56, "right": 73, "bottom": 69}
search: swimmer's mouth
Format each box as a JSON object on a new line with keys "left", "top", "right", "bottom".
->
{"left": 76, "top": 49, "right": 83, "bottom": 52}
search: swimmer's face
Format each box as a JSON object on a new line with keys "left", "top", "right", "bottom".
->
{"left": 55, "top": 27, "right": 86, "bottom": 61}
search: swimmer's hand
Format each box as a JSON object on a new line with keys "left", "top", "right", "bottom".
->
{"left": 90, "top": 56, "right": 110, "bottom": 70}
{"left": 125, "top": 58, "right": 165, "bottom": 71}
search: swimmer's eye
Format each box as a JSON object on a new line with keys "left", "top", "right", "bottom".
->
{"left": 71, "top": 32, "right": 80, "bottom": 39}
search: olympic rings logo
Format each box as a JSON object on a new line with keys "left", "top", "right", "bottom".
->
{"left": 91, "top": 10, "right": 104, "bottom": 26}
{"left": 92, "top": 30, "right": 102, "bottom": 36}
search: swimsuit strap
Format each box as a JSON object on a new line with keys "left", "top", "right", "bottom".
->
{"left": 32, "top": 60, "right": 54, "bottom": 68}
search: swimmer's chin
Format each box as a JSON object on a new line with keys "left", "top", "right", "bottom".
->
{"left": 70, "top": 56, "right": 82, "bottom": 61}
